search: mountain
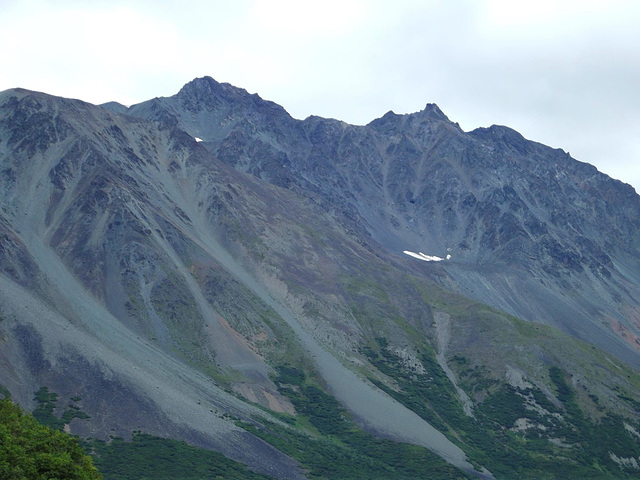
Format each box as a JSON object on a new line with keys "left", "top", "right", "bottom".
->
{"left": 129, "top": 77, "right": 640, "bottom": 370}
{"left": 1, "top": 79, "right": 640, "bottom": 479}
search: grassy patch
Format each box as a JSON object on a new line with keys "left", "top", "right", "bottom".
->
{"left": 85, "top": 433, "right": 270, "bottom": 480}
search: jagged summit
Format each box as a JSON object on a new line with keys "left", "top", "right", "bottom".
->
{"left": 369, "top": 103, "right": 451, "bottom": 124}
{"left": 176, "top": 75, "right": 290, "bottom": 116}
{"left": 177, "top": 76, "right": 248, "bottom": 109}
{"left": 419, "top": 102, "right": 449, "bottom": 119}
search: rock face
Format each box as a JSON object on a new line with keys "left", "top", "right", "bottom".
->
{"left": 129, "top": 76, "right": 640, "bottom": 367}
{"left": 2, "top": 79, "right": 640, "bottom": 478}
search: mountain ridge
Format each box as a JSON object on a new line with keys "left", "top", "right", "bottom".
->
{"left": 119, "top": 76, "right": 640, "bottom": 367}
{"left": 2, "top": 80, "right": 640, "bottom": 478}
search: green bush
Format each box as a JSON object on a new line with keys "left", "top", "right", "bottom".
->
{"left": 86, "top": 433, "right": 269, "bottom": 480}
{"left": 0, "top": 397, "right": 101, "bottom": 480}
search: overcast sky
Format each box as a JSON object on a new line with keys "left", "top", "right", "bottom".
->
{"left": 1, "top": 0, "right": 639, "bottom": 191}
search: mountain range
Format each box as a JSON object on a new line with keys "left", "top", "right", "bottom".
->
{"left": 1, "top": 76, "right": 640, "bottom": 479}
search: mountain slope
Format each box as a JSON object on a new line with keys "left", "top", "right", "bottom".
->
{"left": 1, "top": 82, "right": 640, "bottom": 478}
{"left": 0, "top": 87, "right": 486, "bottom": 477}
{"left": 127, "top": 76, "right": 640, "bottom": 370}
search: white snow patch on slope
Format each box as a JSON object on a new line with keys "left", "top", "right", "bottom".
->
{"left": 194, "top": 137, "right": 203, "bottom": 142}
{"left": 403, "top": 250, "right": 450, "bottom": 262}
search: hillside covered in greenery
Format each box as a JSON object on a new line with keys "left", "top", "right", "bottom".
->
{"left": 0, "top": 396, "right": 101, "bottom": 480}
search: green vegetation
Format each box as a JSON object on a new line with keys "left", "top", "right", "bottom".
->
{"left": 32, "top": 387, "right": 90, "bottom": 431}
{"left": 362, "top": 339, "right": 640, "bottom": 479}
{"left": 85, "top": 434, "right": 270, "bottom": 480}
{"left": 237, "top": 364, "right": 470, "bottom": 479}
{"left": 0, "top": 396, "right": 101, "bottom": 479}
{"left": 546, "top": 367, "right": 640, "bottom": 472}
{"left": 25, "top": 386, "right": 275, "bottom": 479}
{"left": 12, "top": 386, "right": 277, "bottom": 480}
{"left": 0, "top": 384, "right": 11, "bottom": 399}
{"left": 364, "top": 337, "right": 468, "bottom": 432}
{"left": 333, "top": 269, "right": 640, "bottom": 477}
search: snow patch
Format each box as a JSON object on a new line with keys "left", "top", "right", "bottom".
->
{"left": 403, "top": 250, "right": 450, "bottom": 262}
{"left": 194, "top": 137, "right": 203, "bottom": 142}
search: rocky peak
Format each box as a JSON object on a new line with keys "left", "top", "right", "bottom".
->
{"left": 418, "top": 102, "right": 449, "bottom": 121}
{"left": 176, "top": 76, "right": 290, "bottom": 119}
{"left": 177, "top": 76, "right": 232, "bottom": 109}
{"left": 367, "top": 104, "right": 460, "bottom": 139}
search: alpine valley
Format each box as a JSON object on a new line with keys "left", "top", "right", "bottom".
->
{"left": 2, "top": 76, "right": 640, "bottom": 479}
